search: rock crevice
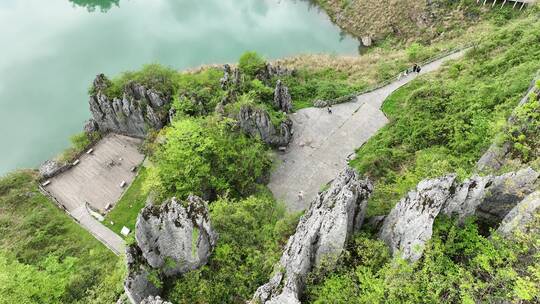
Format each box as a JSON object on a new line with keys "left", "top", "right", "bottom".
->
{"left": 238, "top": 105, "right": 293, "bottom": 147}
{"left": 379, "top": 168, "right": 539, "bottom": 262}
{"left": 89, "top": 74, "right": 171, "bottom": 138}
{"left": 252, "top": 167, "right": 373, "bottom": 304}
{"left": 124, "top": 195, "right": 217, "bottom": 304}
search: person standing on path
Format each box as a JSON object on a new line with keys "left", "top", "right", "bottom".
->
{"left": 327, "top": 105, "right": 332, "bottom": 114}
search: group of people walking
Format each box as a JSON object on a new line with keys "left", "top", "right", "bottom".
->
{"left": 399, "top": 63, "right": 422, "bottom": 79}
{"left": 324, "top": 63, "right": 423, "bottom": 114}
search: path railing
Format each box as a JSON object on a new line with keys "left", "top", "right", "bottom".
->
{"left": 314, "top": 44, "right": 475, "bottom": 108}
{"left": 38, "top": 185, "right": 122, "bottom": 256}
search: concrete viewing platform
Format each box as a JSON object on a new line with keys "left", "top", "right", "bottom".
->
{"left": 42, "top": 133, "right": 145, "bottom": 255}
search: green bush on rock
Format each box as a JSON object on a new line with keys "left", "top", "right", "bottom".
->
{"left": 144, "top": 116, "right": 272, "bottom": 201}
{"left": 239, "top": 51, "right": 266, "bottom": 78}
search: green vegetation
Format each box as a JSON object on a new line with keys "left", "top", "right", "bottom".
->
{"left": 144, "top": 116, "right": 272, "bottom": 201}
{"left": 351, "top": 16, "right": 540, "bottom": 216}
{"left": 306, "top": 216, "right": 540, "bottom": 303}
{"left": 312, "top": 0, "right": 522, "bottom": 45}
{"left": 0, "top": 171, "right": 123, "bottom": 303}
{"left": 505, "top": 83, "right": 540, "bottom": 164}
{"left": 239, "top": 51, "right": 266, "bottom": 78}
{"left": 279, "top": 68, "right": 365, "bottom": 110}
{"left": 60, "top": 131, "right": 101, "bottom": 163}
{"left": 165, "top": 191, "right": 300, "bottom": 303}
{"left": 69, "top": 0, "right": 120, "bottom": 12}
{"left": 104, "top": 167, "right": 149, "bottom": 235}
{"left": 92, "top": 64, "right": 180, "bottom": 100}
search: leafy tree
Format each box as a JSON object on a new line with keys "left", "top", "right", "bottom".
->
{"left": 0, "top": 253, "right": 76, "bottom": 304}
{"left": 239, "top": 51, "right": 266, "bottom": 78}
{"left": 69, "top": 0, "right": 120, "bottom": 12}
{"left": 145, "top": 116, "right": 271, "bottom": 201}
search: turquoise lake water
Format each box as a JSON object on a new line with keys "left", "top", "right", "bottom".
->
{"left": 0, "top": 0, "right": 359, "bottom": 175}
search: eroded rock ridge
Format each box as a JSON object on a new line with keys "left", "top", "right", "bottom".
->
{"left": 124, "top": 195, "right": 217, "bottom": 304}
{"left": 252, "top": 167, "right": 373, "bottom": 304}
{"left": 89, "top": 74, "right": 171, "bottom": 138}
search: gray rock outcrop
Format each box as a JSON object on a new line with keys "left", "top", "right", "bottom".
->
{"left": 220, "top": 64, "right": 241, "bottom": 90}
{"left": 124, "top": 195, "right": 217, "bottom": 304}
{"left": 379, "top": 175, "right": 457, "bottom": 262}
{"left": 125, "top": 245, "right": 162, "bottom": 304}
{"left": 140, "top": 296, "right": 172, "bottom": 304}
{"left": 443, "top": 168, "right": 539, "bottom": 226}
{"left": 256, "top": 63, "right": 295, "bottom": 84}
{"left": 273, "top": 80, "right": 293, "bottom": 113}
{"left": 252, "top": 167, "right": 373, "bottom": 304}
{"left": 83, "top": 118, "right": 99, "bottom": 134}
{"left": 497, "top": 191, "right": 540, "bottom": 236}
{"left": 39, "top": 159, "right": 68, "bottom": 179}
{"left": 361, "top": 36, "right": 373, "bottom": 47}
{"left": 136, "top": 195, "right": 218, "bottom": 277}
{"left": 89, "top": 74, "right": 171, "bottom": 138}
{"left": 380, "top": 168, "right": 538, "bottom": 262}
{"left": 238, "top": 105, "right": 293, "bottom": 147}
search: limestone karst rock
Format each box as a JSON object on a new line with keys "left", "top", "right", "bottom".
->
{"left": 256, "top": 62, "right": 295, "bottom": 84}
{"left": 273, "top": 80, "right": 293, "bottom": 113}
{"left": 140, "top": 296, "right": 172, "bottom": 304}
{"left": 361, "top": 36, "right": 372, "bottom": 46}
{"left": 497, "top": 191, "right": 540, "bottom": 236}
{"left": 89, "top": 74, "right": 171, "bottom": 138}
{"left": 83, "top": 118, "right": 99, "bottom": 134}
{"left": 124, "top": 195, "right": 218, "bottom": 304}
{"left": 379, "top": 168, "right": 539, "bottom": 262}
{"left": 39, "top": 159, "right": 67, "bottom": 179}
{"left": 252, "top": 167, "right": 373, "bottom": 304}
{"left": 220, "top": 64, "right": 241, "bottom": 90}
{"left": 136, "top": 195, "right": 218, "bottom": 277}
{"left": 379, "top": 175, "right": 457, "bottom": 262}
{"left": 238, "top": 105, "right": 293, "bottom": 147}
{"left": 124, "top": 245, "right": 162, "bottom": 304}
{"left": 443, "top": 168, "right": 539, "bottom": 226}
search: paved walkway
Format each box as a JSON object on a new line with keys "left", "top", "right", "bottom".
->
{"left": 43, "top": 133, "right": 145, "bottom": 255}
{"left": 269, "top": 50, "right": 467, "bottom": 212}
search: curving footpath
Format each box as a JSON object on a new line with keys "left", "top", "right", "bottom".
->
{"left": 269, "top": 50, "right": 467, "bottom": 212}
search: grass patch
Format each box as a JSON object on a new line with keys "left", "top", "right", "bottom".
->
{"left": 104, "top": 167, "right": 149, "bottom": 235}
{"left": 0, "top": 171, "right": 123, "bottom": 303}
{"left": 351, "top": 16, "right": 540, "bottom": 216}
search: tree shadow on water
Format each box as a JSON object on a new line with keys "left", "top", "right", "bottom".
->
{"left": 69, "top": 0, "right": 121, "bottom": 12}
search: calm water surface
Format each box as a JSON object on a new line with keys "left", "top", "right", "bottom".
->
{"left": 0, "top": 0, "right": 358, "bottom": 175}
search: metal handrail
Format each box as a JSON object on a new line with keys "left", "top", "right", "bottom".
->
{"left": 315, "top": 43, "right": 475, "bottom": 107}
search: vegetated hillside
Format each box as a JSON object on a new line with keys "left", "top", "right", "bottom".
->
{"left": 312, "top": 0, "right": 522, "bottom": 45}
{"left": 1, "top": 6, "right": 537, "bottom": 304}
{"left": 0, "top": 171, "right": 123, "bottom": 304}
{"left": 352, "top": 14, "right": 540, "bottom": 217}
{"left": 302, "top": 14, "right": 540, "bottom": 303}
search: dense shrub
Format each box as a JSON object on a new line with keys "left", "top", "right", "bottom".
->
{"left": 506, "top": 83, "right": 540, "bottom": 162}
{"left": 306, "top": 217, "right": 540, "bottom": 303}
{"left": 352, "top": 16, "right": 540, "bottom": 216}
{"left": 278, "top": 68, "right": 365, "bottom": 109}
{"left": 0, "top": 171, "right": 122, "bottom": 303}
{"left": 144, "top": 116, "right": 272, "bottom": 201}
{"left": 60, "top": 131, "right": 100, "bottom": 162}
{"left": 238, "top": 51, "right": 266, "bottom": 78}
